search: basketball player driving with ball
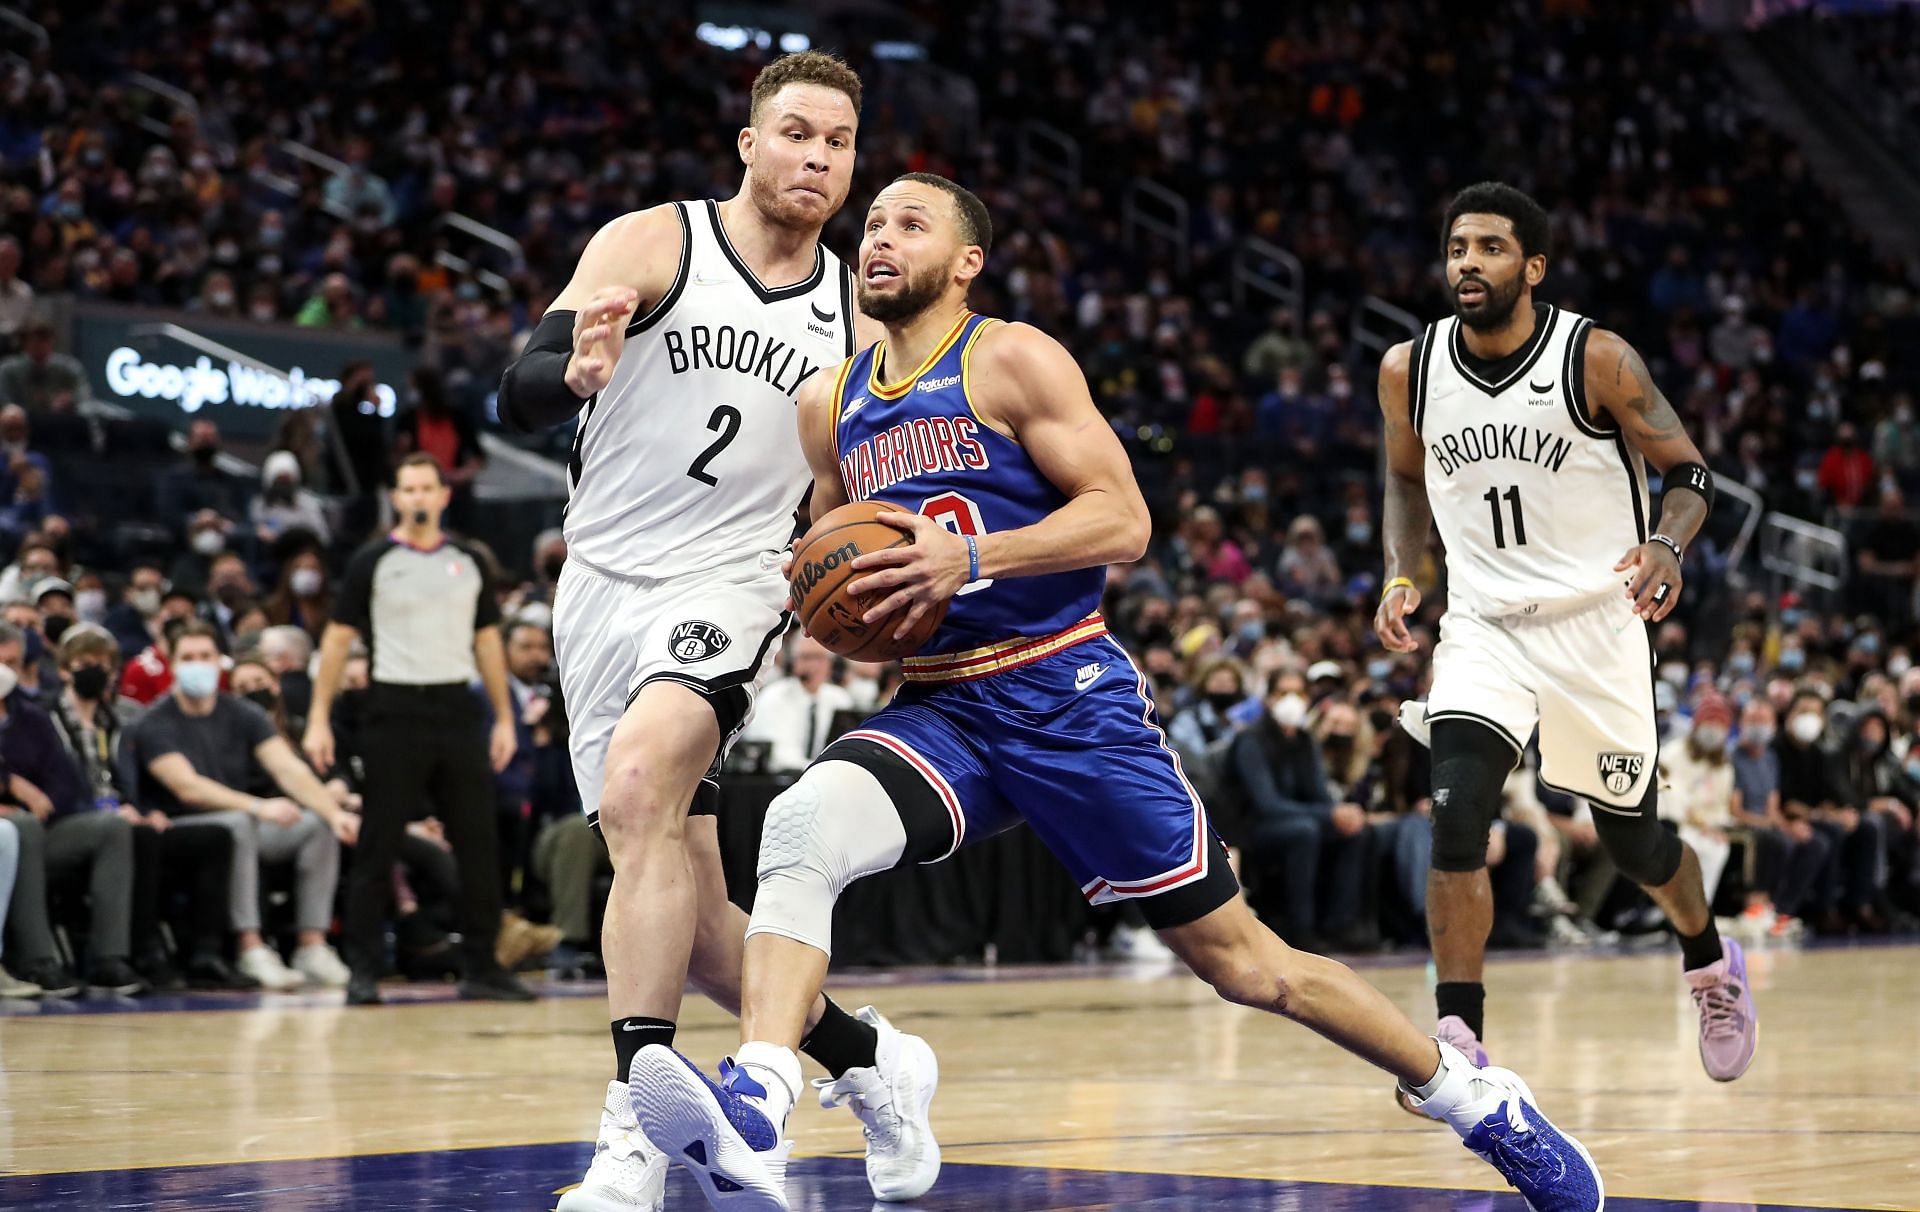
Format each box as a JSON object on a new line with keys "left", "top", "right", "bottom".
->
{"left": 497, "top": 51, "right": 938, "bottom": 1212}
{"left": 1375, "top": 181, "right": 1758, "bottom": 1113}
{"left": 628, "top": 173, "right": 1607, "bottom": 1212}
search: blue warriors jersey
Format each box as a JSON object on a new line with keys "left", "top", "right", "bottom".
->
{"left": 829, "top": 312, "right": 1104, "bottom": 664}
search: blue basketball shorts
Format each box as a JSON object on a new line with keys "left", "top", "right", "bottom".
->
{"left": 817, "top": 630, "right": 1238, "bottom": 928}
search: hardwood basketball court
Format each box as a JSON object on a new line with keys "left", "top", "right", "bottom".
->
{"left": 3, "top": 942, "right": 1915, "bottom": 1209}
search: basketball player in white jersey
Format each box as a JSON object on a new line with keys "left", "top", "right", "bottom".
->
{"left": 498, "top": 52, "right": 939, "bottom": 1211}
{"left": 1375, "top": 182, "right": 1759, "bottom": 1109}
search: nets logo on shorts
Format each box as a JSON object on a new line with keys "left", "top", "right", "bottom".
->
{"left": 669, "top": 621, "right": 732, "bottom": 664}
{"left": 1597, "top": 751, "right": 1647, "bottom": 797}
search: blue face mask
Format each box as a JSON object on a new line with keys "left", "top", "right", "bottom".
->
{"left": 1366, "top": 658, "right": 1394, "bottom": 680}
{"left": 1237, "top": 621, "right": 1265, "bottom": 645}
{"left": 1727, "top": 653, "right": 1756, "bottom": 678}
{"left": 173, "top": 661, "right": 220, "bottom": 699}
{"left": 1779, "top": 649, "right": 1806, "bottom": 673}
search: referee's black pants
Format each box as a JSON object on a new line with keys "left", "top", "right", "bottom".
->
{"left": 344, "top": 683, "right": 504, "bottom": 976}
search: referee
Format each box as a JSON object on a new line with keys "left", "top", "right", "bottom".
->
{"left": 304, "top": 452, "right": 534, "bottom": 1005}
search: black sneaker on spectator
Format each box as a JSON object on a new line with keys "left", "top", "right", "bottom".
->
{"left": 20, "top": 960, "right": 82, "bottom": 999}
{"left": 346, "top": 971, "right": 383, "bottom": 1006}
{"left": 459, "top": 966, "right": 537, "bottom": 1003}
{"left": 87, "top": 957, "right": 150, "bottom": 997}
{"left": 184, "top": 953, "right": 261, "bottom": 991}
{"left": 135, "top": 952, "right": 188, "bottom": 994}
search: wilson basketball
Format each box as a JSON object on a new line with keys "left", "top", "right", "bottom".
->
{"left": 790, "top": 501, "right": 949, "bottom": 661}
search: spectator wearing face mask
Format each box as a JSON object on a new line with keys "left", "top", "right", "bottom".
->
{"left": 266, "top": 548, "right": 332, "bottom": 643}
{"left": 1729, "top": 698, "right": 1828, "bottom": 937}
{"left": 126, "top": 620, "right": 359, "bottom": 991}
{"left": 119, "top": 598, "right": 200, "bottom": 706}
{"left": 1231, "top": 670, "right": 1370, "bottom": 950}
{"left": 1775, "top": 690, "right": 1882, "bottom": 933}
{"left": 0, "top": 638, "right": 145, "bottom": 996}
{"left": 155, "top": 420, "right": 250, "bottom": 536}
{"left": 1658, "top": 694, "right": 1739, "bottom": 907}
{"left": 168, "top": 511, "right": 237, "bottom": 601}
{"left": 253, "top": 625, "right": 315, "bottom": 738}
{"left": 1855, "top": 484, "right": 1920, "bottom": 631}
{"left": 249, "top": 451, "right": 331, "bottom": 551}
{"left": 0, "top": 535, "right": 61, "bottom": 608}
{"left": 197, "top": 551, "right": 257, "bottom": 644}
{"left": 48, "top": 625, "right": 243, "bottom": 991}
{"left": 1838, "top": 710, "right": 1914, "bottom": 928}
{"left": 0, "top": 613, "right": 58, "bottom": 701}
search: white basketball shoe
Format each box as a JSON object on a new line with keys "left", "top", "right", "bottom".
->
{"left": 558, "top": 1079, "right": 667, "bottom": 1212}
{"left": 813, "top": 1006, "right": 941, "bottom": 1202}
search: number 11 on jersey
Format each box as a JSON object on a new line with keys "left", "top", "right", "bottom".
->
{"left": 1484, "top": 484, "right": 1528, "bottom": 549}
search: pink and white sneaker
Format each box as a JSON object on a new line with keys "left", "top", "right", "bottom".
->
{"left": 1687, "top": 938, "right": 1759, "bottom": 1081}
{"left": 1397, "top": 1015, "right": 1490, "bottom": 1117}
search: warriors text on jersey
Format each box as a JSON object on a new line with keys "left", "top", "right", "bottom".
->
{"left": 562, "top": 199, "right": 854, "bottom": 580}
{"left": 1410, "top": 304, "right": 1648, "bottom": 617}
{"left": 830, "top": 312, "right": 1104, "bottom": 658}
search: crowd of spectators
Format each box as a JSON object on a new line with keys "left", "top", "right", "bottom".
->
{"left": 2, "top": 0, "right": 1920, "bottom": 995}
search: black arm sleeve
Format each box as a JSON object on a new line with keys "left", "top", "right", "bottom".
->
{"left": 498, "top": 310, "right": 586, "bottom": 433}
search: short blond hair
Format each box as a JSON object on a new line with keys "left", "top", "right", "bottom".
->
{"left": 749, "top": 50, "right": 862, "bottom": 126}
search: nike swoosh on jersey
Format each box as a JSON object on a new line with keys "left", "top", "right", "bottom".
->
{"left": 1074, "top": 662, "right": 1109, "bottom": 691}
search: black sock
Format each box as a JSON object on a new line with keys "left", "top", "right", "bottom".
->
{"left": 613, "top": 1017, "right": 675, "bottom": 1082}
{"left": 1678, "top": 918, "right": 1725, "bottom": 972}
{"left": 798, "top": 998, "right": 880, "bottom": 1078}
{"left": 1435, "top": 981, "right": 1486, "bottom": 1041}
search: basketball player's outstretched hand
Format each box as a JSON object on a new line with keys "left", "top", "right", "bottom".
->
{"left": 564, "top": 287, "right": 640, "bottom": 397}
{"left": 848, "top": 510, "right": 972, "bottom": 640}
{"left": 1616, "top": 541, "right": 1683, "bottom": 621}
{"left": 1374, "top": 583, "right": 1421, "bottom": 653}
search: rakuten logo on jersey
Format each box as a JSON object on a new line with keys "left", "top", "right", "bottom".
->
{"left": 916, "top": 374, "right": 961, "bottom": 393}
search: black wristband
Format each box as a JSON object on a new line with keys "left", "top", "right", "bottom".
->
{"left": 1661, "top": 460, "right": 1714, "bottom": 514}
{"left": 497, "top": 310, "right": 585, "bottom": 433}
{"left": 1649, "top": 533, "right": 1684, "bottom": 562}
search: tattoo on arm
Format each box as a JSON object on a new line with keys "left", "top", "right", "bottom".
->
{"left": 1613, "top": 344, "right": 1684, "bottom": 444}
{"left": 1382, "top": 471, "right": 1433, "bottom": 581}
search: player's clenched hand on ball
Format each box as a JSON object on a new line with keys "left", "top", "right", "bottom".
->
{"left": 846, "top": 510, "right": 972, "bottom": 641}
{"left": 564, "top": 287, "right": 640, "bottom": 398}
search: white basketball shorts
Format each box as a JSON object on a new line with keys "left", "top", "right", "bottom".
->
{"left": 551, "top": 552, "right": 791, "bottom": 825}
{"left": 1426, "top": 589, "right": 1658, "bottom": 809}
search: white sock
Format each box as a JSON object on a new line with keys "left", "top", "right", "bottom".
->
{"left": 735, "top": 1041, "right": 802, "bottom": 1131}
{"left": 1402, "top": 1040, "right": 1506, "bottom": 1134}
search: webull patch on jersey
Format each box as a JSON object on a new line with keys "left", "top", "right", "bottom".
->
{"left": 669, "top": 620, "right": 732, "bottom": 664}
{"left": 1597, "top": 751, "right": 1647, "bottom": 797}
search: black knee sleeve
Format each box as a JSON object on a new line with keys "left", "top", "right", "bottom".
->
{"left": 1591, "top": 780, "right": 1684, "bottom": 887}
{"left": 1428, "top": 720, "right": 1521, "bottom": 872}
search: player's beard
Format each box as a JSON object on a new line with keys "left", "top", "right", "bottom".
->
{"left": 1452, "top": 272, "right": 1525, "bottom": 332}
{"left": 858, "top": 259, "right": 949, "bottom": 324}
{"left": 746, "top": 162, "right": 834, "bottom": 233}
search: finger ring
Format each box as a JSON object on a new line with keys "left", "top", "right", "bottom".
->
{"left": 1653, "top": 583, "right": 1671, "bottom": 604}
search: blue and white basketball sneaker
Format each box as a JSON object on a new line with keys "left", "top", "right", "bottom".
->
{"left": 1456, "top": 1068, "right": 1603, "bottom": 1212}
{"left": 628, "top": 1045, "right": 792, "bottom": 1211}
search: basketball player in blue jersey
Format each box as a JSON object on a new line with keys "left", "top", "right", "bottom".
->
{"left": 628, "top": 173, "right": 1605, "bottom": 1212}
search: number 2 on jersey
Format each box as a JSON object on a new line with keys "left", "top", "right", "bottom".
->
{"left": 919, "top": 490, "right": 994, "bottom": 595}
{"left": 686, "top": 405, "right": 741, "bottom": 486}
{"left": 1484, "top": 484, "right": 1528, "bottom": 549}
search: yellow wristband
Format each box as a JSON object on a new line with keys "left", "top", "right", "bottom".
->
{"left": 1381, "top": 576, "right": 1416, "bottom": 601}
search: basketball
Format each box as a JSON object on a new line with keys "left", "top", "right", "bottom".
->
{"left": 791, "top": 500, "right": 949, "bottom": 661}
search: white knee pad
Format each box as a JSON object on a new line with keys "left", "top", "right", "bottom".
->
{"left": 746, "top": 760, "right": 908, "bottom": 956}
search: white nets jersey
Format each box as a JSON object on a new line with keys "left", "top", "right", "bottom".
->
{"left": 562, "top": 199, "right": 855, "bottom": 580}
{"left": 1411, "top": 305, "right": 1649, "bottom": 617}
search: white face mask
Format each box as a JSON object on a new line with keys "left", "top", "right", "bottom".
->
{"left": 191, "top": 530, "right": 225, "bottom": 557}
{"left": 74, "top": 588, "right": 107, "bottom": 622}
{"left": 1789, "top": 712, "right": 1824, "bottom": 744}
{"left": 1270, "top": 693, "right": 1308, "bottom": 729}
{"left": 289, "top": 568, "right": 323, "bottom": 598}
{"left": 0, "top": 662, "right": 15, "bottom": 700}
{"left": 1889, "top": 654, "right": 1913, "bottom": 679}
